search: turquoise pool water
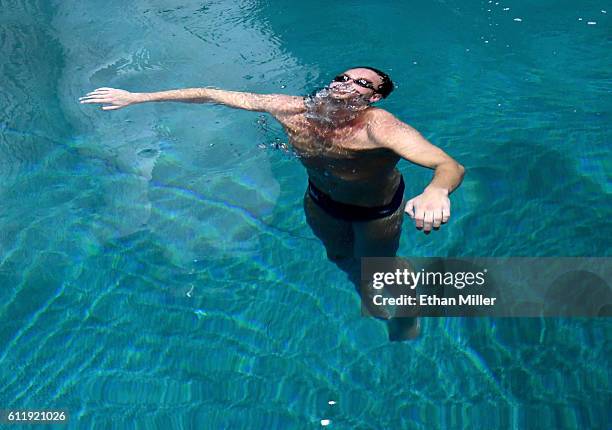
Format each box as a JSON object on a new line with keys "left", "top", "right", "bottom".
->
{"left": 1, "top": 0, "right": 610, "bottom": 428}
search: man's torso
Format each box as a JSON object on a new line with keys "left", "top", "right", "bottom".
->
{"left": 277, "top": 107, "right": 402, "bottom": 207}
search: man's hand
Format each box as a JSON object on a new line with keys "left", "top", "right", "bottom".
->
{"left": 79, "top": 87, "right": 141, "bottom": 110}
{"left": 367, "top": 109, "right": 464, "bottom": 234}
{"left": 405, "top": 186, "right": 450, "bottom": 233}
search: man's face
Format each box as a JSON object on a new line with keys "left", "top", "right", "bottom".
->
{"left": 328, "top": 68, "right": 384, "bottom": 103}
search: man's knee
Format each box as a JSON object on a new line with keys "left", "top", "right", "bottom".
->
{"left": 327, "top": 251, "right": 350, "bottom": 262}
{"left": 354, "top": 236, "right": 400, "bottom": 258}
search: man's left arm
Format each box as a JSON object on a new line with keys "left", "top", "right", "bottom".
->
{"left": 367, "top": 110, "right": 466, "bottom": 233}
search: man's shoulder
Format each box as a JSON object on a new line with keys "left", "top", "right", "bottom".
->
{"left": 269, "top": 94, "right": 306, "bottom": 117}
{"left": 365, "top": 108, "right": 402, "bottom": 131}
{"left": 365, "top": 107, "right": 396, "bottom": 122}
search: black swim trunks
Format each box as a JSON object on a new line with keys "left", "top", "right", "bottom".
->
{"left": 307, "top": 176, "right": 405, "bottom": 222}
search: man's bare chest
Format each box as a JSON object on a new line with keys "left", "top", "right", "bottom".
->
{"left": 281, "top": 115, "right": 376, "bottom": 157}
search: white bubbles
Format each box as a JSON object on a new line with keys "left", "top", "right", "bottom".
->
{"left": 587, "top": 21, "right": 597, "bottom": 25}
{"left": 320, "top": 419, "right": 331, "bottom": 426}
{"left": 513, "top": 18, "right": 522, "bottom": 22}
{"left": 303, "top": 86, "right": 369, "bottom": 126}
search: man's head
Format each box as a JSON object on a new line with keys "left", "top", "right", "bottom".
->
{"left": 328, "top": 66, "right": 394, "bottom": 104}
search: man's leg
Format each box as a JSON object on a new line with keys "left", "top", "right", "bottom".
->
{"left": 304, "top": 193, "right": 419, "bottom": 340}
{"left": 304, "top": 191, "right": 394, "bottom": 321}
{"left": 352, "top": 204, "right": 404, "bottom": 258}
{"left": 303, "top": 191, "right": 354, "bottom": 264}
{"left": 352, "top": 202, "right": 421, "bottom": 340}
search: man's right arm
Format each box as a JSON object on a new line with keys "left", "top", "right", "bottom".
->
{"left": 79, "top": 87, "right": 305, "bottom": 117}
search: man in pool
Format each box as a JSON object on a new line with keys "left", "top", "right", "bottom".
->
{"left": 80, "top": 67, "right": 465, "bottom": 339}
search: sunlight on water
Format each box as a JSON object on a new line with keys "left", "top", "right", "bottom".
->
{"left": 0, "top": 0, "right": 609, "bottom": 428}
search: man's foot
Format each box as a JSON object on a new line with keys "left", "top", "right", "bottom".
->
{"left": 387, "top": 317, "right": 421, "bottom": 341}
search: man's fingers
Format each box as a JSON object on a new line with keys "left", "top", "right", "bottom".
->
{"left": 80, "top": 98, "right": 112, "bottom": 104}
{"left": 442, "top": 207, "right": 451, "bottom": 223}
{"left": 414, "top": 209, "right": 425, "bottom": 229}
{"left": 83, "top": 88, "right": 113, "bottom": 97}
{"left": 79, "top": 95, "right": 111, "bottom": 101}
{"left": 404, "top": 199, "right": 415, "bottom": 218}
{"left": 423, "top": 211, "right": 434, "bottom": 232}
{"left": 102, "top": 105, "right": 121, "bottom": 110}
{"left": 432, "top": 209, "right": 443, "bottom": 228}
{"left": 80, "top": 93, "right": 110, "bottom": 100}
{"left": 89, "top": 88, "right": 114, "bottom": 94}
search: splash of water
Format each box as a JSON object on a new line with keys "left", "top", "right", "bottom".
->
{"left": 304, "top": 86, "right": 370, "bottom": 126}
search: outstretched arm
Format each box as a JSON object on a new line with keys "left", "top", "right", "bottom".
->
{"left": 368, "top": 109, "right": 465, "bottom": 233}
{"left": 79, "top": 87, "right": 305, "bottom": 117}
